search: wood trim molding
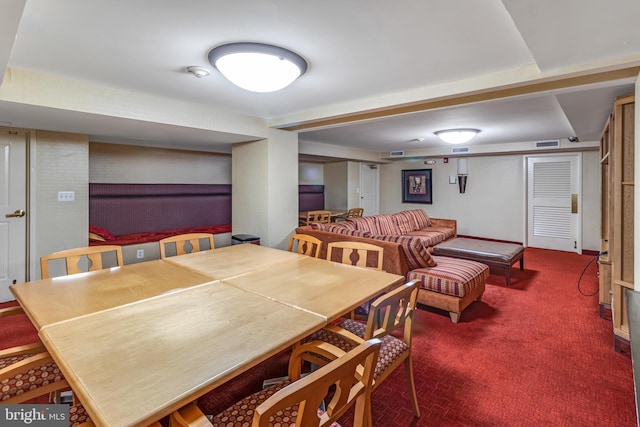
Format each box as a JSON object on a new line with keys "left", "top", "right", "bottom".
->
{"left": 282, "top": 66, "right": 640, "bottom": 132}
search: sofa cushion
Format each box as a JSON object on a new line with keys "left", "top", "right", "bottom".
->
{"left": 405, "top": 227, "right": 455, "bottom": 247}
{"left": 370, "top": 234, "right": 436, "bottom": 270}
{"left": 408, "top": 256, "right": 489, "bottom": 298}
{"left": 392, "top": 209, "right": 431, "bottom": 233}
{"left": 350, "top": 215, "right": 401, "bottom": 235}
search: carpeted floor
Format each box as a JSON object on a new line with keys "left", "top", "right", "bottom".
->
{"left": 197, "top": 248, "right": 637, "bottom": 426}
{"left": 2, "top": 247, "right": 636, "bottom": 426}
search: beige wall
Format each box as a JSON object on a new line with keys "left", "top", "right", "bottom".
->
{"left": 32, "top": 131, "right": 89, "bottom": 279}
{"left": 299, "top": 161, "right": 323, "bottom": 184}
{"left": 89, "top": 142, "right": 231, "bottom": 184}
{"left": 324, "top": 162, "right": 348, "bottom": 209}
{"left": 380, "top": 151, "right": 601, "bottom": 251}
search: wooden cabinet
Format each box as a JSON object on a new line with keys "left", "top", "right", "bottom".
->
{"left": 604, "top": 93, "right": 635, "bottom": 351}
{"left": 599, "top": 114, "right": 613, "bottom": 317}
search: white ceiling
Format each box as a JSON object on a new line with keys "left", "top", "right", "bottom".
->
{"left": 1, "top": 0, "right": 639, "bottom": 156}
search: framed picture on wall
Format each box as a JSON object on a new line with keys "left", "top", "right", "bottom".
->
{"left": 402, "top": 169, "right": 432, "bottom": 204}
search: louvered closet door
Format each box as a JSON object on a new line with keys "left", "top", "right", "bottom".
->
{"left": 527, "top": 154, "right": 581, "bottom": 253}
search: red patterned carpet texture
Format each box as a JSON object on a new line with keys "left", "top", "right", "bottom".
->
{"left": 1, "top": 248, "right": 636, "bottom": 426}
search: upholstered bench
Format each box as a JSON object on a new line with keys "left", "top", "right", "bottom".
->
{"left": 407, "top": 256, "right": 489, "bottom": 323}
{"left": 433, "top": 238, "right": 524, "bottom": 286}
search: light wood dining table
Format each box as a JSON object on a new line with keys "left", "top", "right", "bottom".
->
{"left": 10, "top": 259, "right": 214, "bottom": 329}
{"left": 11, "top": 244, "right": 404, "bottom": 427}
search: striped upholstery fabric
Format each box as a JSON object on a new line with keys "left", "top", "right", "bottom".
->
{"left": 408, "top": 256, "right": 489, "bottom": 298}
{"left": 310, "top": 319, "right": 409, "bottom": 379}
{"left": 392, "top": 209, "right": 431, "bottom": 233}
{"left": 325, "top": 224, "right": 372, "bottom": 238}
{"left": 370, "top": 234, "right": 436, "bottom": 269}
{"left": 210, "top": 381, "right": 341, "bottom": 427}
{"left": 328, "top": 220, "right": 356, "bottom": 230}
{"left": 405, "top": 227, "right": 456, "bottom": 247}
{"left": 350, "top": 214, "right": 401, "bottom": 235}
{"left": 0, "top": 354, "right": 65, "bottom": 402}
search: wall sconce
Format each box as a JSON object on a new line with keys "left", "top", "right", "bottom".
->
{"left": 457, "top": 158, "right": 468, "bottom": 194}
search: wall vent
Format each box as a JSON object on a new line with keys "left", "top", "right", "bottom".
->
{"left": 389, "top": 150, "right": 405, "bottom": 157}
{"left": 535, "top": 140, "right": 560, "bottom": 149}
{"left": 451, "top": 147, "right": 470, "bottom": 153}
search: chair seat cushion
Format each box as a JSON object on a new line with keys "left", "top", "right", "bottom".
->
{"left": 69, "top": 403, "right": 91, "bottom": 427}
{"left": 210, "top": 381, "right": 341, "bottom": 427}
{"left": 408, "top": 256, "right": 489, "bottom": 298}
{"left": 310, "top": 319, "right": 409, "bottom": 379}
{"left": 0, "top": 354, "right": 65, "bottom": 401}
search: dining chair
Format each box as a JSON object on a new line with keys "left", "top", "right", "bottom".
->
{"left": 159, "top": 233, "right": 215, "bottom": 258}
{"left": 307, "top": 280, "right": 421, "bottom": 418}
{"left": 327, "top": 241, "right": 383, "bottom": 270}
{"left": 288, "top": 233, "right": 322, "bottom": 258}
{"left": 168, "top": 339, "right": 382, "bottom": 427}
{"left": 300, "top": 210, "right": 331, "bottom": 226}
{"left": 0, "top": 306, "right": 71, "bottom": 404}
{"left": 40, "top": 245, "right": 124, "bottom": 279}
{"left": 334, "top": 207, "right": 364, "bottom": 222}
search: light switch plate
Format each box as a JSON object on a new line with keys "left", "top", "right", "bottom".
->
{"left": 57, "top": 191, "right": 75, "bottom": 201}
{"left": 449, "top": 176, "right": 457, "bottom": 184}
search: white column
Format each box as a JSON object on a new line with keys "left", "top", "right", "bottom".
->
{"left": 232, "top": 128, "right": 299, "bottom": 249}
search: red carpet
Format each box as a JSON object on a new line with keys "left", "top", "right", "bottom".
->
{"left": 2, "top": 248, "right": 636, "bottom": 426}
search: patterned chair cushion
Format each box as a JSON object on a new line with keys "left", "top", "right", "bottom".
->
{"left": 370, "top": 235, "right": 437, "bottom": 270}
{"left": 69, "top": 403, "right": 91, "bottom": 427}
{"left": 210, "top": 381, "right": 341, "bottom": 427}
{"left": 0, "top": 354, "right": 65, "bottom": 402}
{"left": 408, "top": 256, "right": 489, "bottom": 298}
{"left": 310, "top": 319, "right": 409, "bottom": 379}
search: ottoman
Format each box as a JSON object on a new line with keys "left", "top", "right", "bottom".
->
{"left": 408, "top": 256, "right": 489, "bottom": 323}
{"left": 433, "top": 238, "right": 524, "bottom": 286}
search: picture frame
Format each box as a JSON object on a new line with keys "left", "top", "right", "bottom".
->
{"left": 402, "top": 169, "right": 432, "bottom": 204}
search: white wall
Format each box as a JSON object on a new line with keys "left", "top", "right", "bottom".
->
{"left": 299, "top": 161, "right": 323, "bottom": 184}
{"left": 324, "top": 162, "right": 348, "bottom": 209}
{"left": 32, "top": 131, "right": 89, "bottom": 279}
{"left": 90, "top": 142, "right": 231, "bottom": 184}
{"left": 380, "top": 151, "right": 600, "bottom": 250}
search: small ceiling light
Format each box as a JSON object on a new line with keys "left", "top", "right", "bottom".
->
{"left": 186, "top": 66, "right": 210, "bottom": 78}
{"left": 435, "top": 129, "right": 480, "bottom": 144}
{"left": 208, "top": 42, "right": 308, "bottom": 92}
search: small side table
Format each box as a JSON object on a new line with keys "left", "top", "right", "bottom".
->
{"left": 232, "top": 234, "right": 261, "bottom": 245}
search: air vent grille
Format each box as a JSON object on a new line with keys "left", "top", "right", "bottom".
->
{"left": 535, "top": 140, "right": 560, "bottom": 149}
{"left": 389, "top": 150, "right": 405, "bottom": 157}
{"left": 451, "top": 147, "right": 469, "bottom": 153}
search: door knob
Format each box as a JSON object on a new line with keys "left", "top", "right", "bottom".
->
{"left": 5, "top": 209, "right": 26, "bottom": 218}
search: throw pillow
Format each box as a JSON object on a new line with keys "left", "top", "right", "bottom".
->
{"left": 371, "top": 234, "right": 437, "bottom": 270}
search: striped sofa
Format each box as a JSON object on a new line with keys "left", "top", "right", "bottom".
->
{"left": 296, "top": 210, "right": 489, "bottom": 323}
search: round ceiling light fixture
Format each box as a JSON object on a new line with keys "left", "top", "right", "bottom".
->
{"left": 435, "top": 129, "right": 480, "bottom": 144}
{"left": 208, "top": 42, "right": 308, "bottom": 93}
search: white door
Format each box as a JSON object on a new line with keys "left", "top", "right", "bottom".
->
{"left": 0, "top": 131, "right": 27, "bottom": 302}
{"left": 360, "top": 163, "right": 379, "bottom": 216}
{"left": 526, "top": 154, "right": 581, "bottom": 253}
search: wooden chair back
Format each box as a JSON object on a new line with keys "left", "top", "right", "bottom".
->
{"left": 302, "top": 210, "right": 331, "bottom": 225}
{"left": 159, "top": 233, "right": 215, "bottom": 258}
{"left": 364, "top": 280, "right": 420, "bottom": 343}
{"left": 346, "top": 207, "right": 364, "bottom": 218}
{"left": 288, "top": 233, "right": 322, "bottom": 258}
{"left": 327, "top": 241, "right": 384, "bottom": 270}
{"left": 40, "top": 245, "right": 124, "bottom": 279}
{"left": 169, "top": 339, "right": 382, "bottom": 427}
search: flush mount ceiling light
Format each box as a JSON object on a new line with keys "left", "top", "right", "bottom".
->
{"left": 435, "top": 129, "right": 480, "bottom": 144}
{"left": 208, "top": 42, "right": 308, "bottom": 93}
